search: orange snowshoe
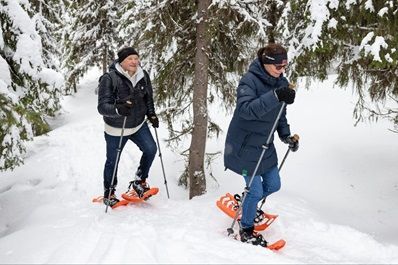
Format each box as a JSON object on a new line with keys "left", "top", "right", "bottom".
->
{"left": 267, "top": 239, "right": 286, "bottom": 250}
{"left": 92, "top": 196, "right": 130, "bottom": 209}
{"left": 121, "top": 187, "right": 159, "bottom": 202}
{"left": 92, "top": 187, "right": 159, "bottom": 209}
{"left": 216, "top": 193, "right": 278, "bottom": 231}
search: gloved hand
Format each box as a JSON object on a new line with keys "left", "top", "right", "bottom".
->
{"left": 281, "top": 134, "right": 299, "bottom": 152}
{"left": 115, "top": 98, "right": 133, "bottom": 116}
{"left": 275, "top": 87, "right": 296, "bottom": 104}
{"left": 148, "top": 115, "right": 159, "bottom": 128}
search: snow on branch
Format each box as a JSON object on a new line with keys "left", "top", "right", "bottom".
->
{"left": 359, "top": 32, "right": 388, "bottom": 62}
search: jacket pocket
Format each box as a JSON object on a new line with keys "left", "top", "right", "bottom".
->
{"left": 237, "top": 133, "right": 252, "bottom": 157}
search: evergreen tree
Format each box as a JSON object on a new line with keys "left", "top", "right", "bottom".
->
{"left": 282, "top": 0, "right": 398, "bottom": 131}
{"left": 62, "top": 0, "right": 122, "bottom": 94}
{"left": 123, "top": 0, "right": 280, "bottom": 198}
{"left": 30, "top": 0, "right": 65, "bottom": 70}
{"left": 0, "top": 0, "right": 63, "bottom": 171}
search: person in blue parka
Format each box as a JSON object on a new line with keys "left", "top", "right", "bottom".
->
{"left": 224, "top": 43, "right": 299, "bottom": 246}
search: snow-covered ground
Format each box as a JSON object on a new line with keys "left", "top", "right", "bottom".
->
{"left": 0, "top": 68, "right": 397, "bottom": 263}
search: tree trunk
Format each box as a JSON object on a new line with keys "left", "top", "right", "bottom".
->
{"left": 266, "top": 1, "right": 278, "bottom": 43}
{"left": 73, "top": 79, "right": 77, "bottom": 94}
{"left": 188, "top": 0, "right": 210, "bottom": 199}
{"left": 102, "top": 43, "right": 108, "bottom": 74}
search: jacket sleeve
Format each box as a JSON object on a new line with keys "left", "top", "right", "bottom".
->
{"left": 143, "top": 70, "right": 156, "bottom": 116}
{"left": 236, "top": 76, "right": 280, "bottom": 120}
{"left": 276, "top": 108, "right": 291, "bottom": 139}
{"left": 276, "top": 79, "right": 292, "bottom": 138}
{"left": 97, "top": 73, "right": 119, "bottom": 117}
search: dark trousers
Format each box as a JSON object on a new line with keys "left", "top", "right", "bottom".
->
{"left": 103, "top": 122, "right": 157, "bottom": 197}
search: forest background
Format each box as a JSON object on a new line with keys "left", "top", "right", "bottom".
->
{"left": 1, "top": 0, "right": 397, "bottom": 199}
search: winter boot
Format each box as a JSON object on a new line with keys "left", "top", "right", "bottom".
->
{"left": 131, "top": 167, "right": 150, "bottom": 198}
{"left": 103, "top": 194, "right": 120, "bottom": 207}
{"left": 132, "top": 179, "right": 150, "bottom": 198}
{"left": 104, "top": 186, "right": 120, "bottom": 207}
{"left": 239, "top": 226, "right": 268, "bottom": 247}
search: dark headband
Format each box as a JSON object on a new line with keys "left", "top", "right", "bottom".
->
{"left": 262, "top": 53, "right": 288, "bottom": 65}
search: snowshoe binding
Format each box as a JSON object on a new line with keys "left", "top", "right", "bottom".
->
{"left": 92, "top": 195, "right": 130, "bottom": 209}
{"left": 103, "top": 195, "right": 120, "bottom": 207}
{"left": 232, "top": 226, "right": 286, "bottom": 251}
{"left": 102, "top": 186, "right": 122, "bottom": 208}
{"left": 132, "top": 179, "right": 151, "bottom": 198}
{"left": 121, "top": 179, "right": 159, "bottom": 202}
{"left": 239, "top": 226, "right": 268, "bottom": 247}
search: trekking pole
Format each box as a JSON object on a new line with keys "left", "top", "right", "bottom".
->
{"left": 279, "top": 147, "right": 291, "bottom": 171}
{"left": 279, "top": 133, "right": 300, "bottom": 169}
{"left": 105, "top": 116, "right": 128, "bottom": 213}
{"left": 227, "top": 102, "right": 286, "bottom": 236}
{"left": 154, "top": 127, "right": 170, "bottom": 199}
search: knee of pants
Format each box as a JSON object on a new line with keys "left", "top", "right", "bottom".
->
{"left": 247, "top": 188, "right": 263, "bottom": 201}
{"left": 145, "top": 143, "right": 157, "bottom": 158}
{"left": 263, "top": 179, "right": 281, "bottom": 196}
{"left": 243, "top": 175, "right": 263, "bottom": 201}
{"left": 271, "top": 181, "right": 281, "bottom": 193}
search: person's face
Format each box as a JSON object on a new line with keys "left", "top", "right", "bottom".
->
{"left": 120, "top": 54, "right": 140, "bottom": 74}
{"left": 264, "top": 63, "right": 288, "bottom": 78}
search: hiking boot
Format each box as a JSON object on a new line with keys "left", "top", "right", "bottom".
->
{"left": 103, "top": 194, "right": 120, "bottom": 207}
{"left": 132, "top": 179, "right": 150, "bottom": 198}
{"left": 239, "top": 226, "right": 268, "bottom": 247}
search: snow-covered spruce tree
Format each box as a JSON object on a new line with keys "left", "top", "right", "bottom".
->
{"left": 123, "top": 0, "right": 284, "bottom": 198}
{"left": 0, "top": 62, "right": 31, "bottom": 171}
{"left": 0, "top": 0, "right": 63, "bottom": 171}
{"left": 29, "top": 0, "right": 65, "bottom": 70}
{"left": 62, "top": 0, "right": 122, "bottom": 94}
{"left": 282, "top": 0, "right": 398, "bottom": 131}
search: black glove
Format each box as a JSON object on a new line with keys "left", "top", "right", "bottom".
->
{"left": 115, "top": 98, "right": 133, "bottom": 116}
{"left": 281, "top": 134, "right": 299, "bottom": 152}
{"left": 147, "top": 115, "right": 159, "bottom": 128}
{"left": 275, "top": 87, "right": 296, "bottom": 104}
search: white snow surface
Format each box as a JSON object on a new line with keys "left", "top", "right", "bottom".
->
{"left": 0, "top": 68, "right": 397, "bottom": 264}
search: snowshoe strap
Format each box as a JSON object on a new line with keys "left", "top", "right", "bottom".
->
{"left": 234, "top": 193, "right": 242, "bottom": 203}
{"left": 254, "top": 209, "right": 265, "bottom": 223}
{"left": 253, "top": 232, "right": 268, "bottom": 247}
{"left": 127, "top": 181, "right": 134, "bottom": 192}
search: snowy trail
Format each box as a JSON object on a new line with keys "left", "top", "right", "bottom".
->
{"left": 1, "top": 69, "right": 398, "bottom": 263}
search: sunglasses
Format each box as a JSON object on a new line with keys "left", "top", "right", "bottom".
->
{"left": 274, "top": 64, "right": 288, "bottom": 70}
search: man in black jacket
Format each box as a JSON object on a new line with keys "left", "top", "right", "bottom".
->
{"left": 97, "top": 47, "right": 159, "bottom": 207}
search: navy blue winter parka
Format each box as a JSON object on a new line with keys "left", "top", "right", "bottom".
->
{"left": 224, "top": 58, "right": 291, "bottom": 176}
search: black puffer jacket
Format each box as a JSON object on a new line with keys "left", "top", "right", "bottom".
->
{"left": 97, "top": 64, "right": 155, "bottom": 128}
